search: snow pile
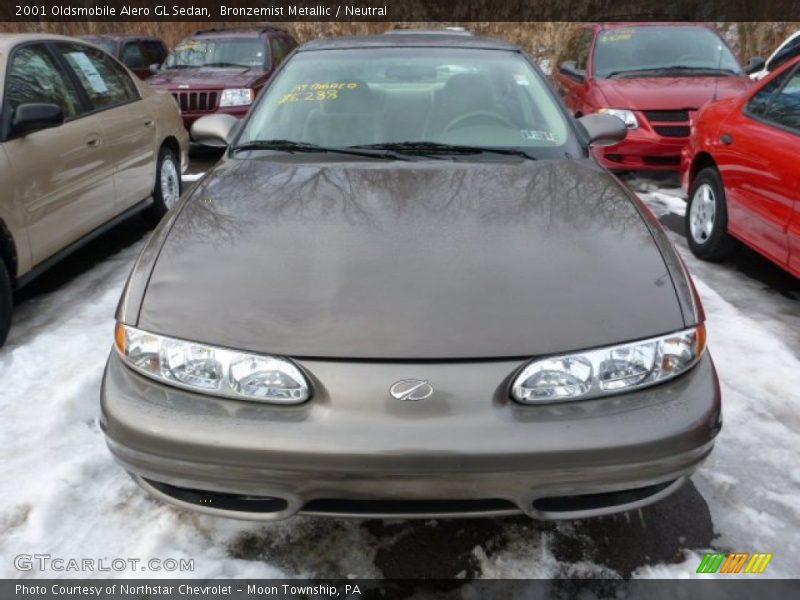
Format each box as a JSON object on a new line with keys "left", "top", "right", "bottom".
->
{"left": 0, "top": 241, "right": 293, "bottom": 579}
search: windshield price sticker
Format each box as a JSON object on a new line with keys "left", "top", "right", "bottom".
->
{"left": 521, "top": 129, "right": 558, "bottom": 142}
{"left": 278, "top": 82, "right": 360, "bottom": 105}
{"left": 66, "top": 52, "right": 108, "bottom": 93}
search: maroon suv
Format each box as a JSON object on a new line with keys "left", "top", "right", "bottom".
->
{"left": 148, "top": 27, "right": 298, "bottom": 131}
{"left": 80, "top": 34, "right": 168, "bottom": 80}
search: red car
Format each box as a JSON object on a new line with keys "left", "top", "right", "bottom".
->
{"left": 553, "top": 22, "right": 761, "bottom": 171}
{"left": 148, "top": 27, "right": 297, "bottom": 130}
{"left": 80, "top": 34, "right": 168, "bottom": 80}
{"left": 681, "top": 55, "right": 800, "bottom": 278}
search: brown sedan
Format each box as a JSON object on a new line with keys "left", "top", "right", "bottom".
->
{"left": 102, "top": 32, "right": 720, "bottom": 521}
{"left": 0, "top": 33, "right": 189, "bottom": 345}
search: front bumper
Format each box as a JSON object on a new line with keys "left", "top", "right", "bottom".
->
{"left": 595, "top": 127, "right": 689, "bottom": 171}
{"left": 100, "top": 351, "right": 721, "bottom": 520}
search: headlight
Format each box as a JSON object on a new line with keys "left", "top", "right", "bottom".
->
{"left": 114, "top": 323, "right": 310, "bottom": 404}
{"left": 511, "top": 325, "right": 705, "bottom": 404}
{"left": 598, "top": 108, "right": 638, "bottom": 129}
{"left": 219, "top": 88, "right": 253, "bottom": 107}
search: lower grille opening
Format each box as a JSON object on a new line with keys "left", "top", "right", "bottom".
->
{"left": 654, "top": 125, "right": 690, "bottom": 137}
{"left": 303, "top": 498, "right": 517, "bottom": 515}
{"left": 643, "top": 155, "right": 681, "bottom": 166}
{"left": 532, "top": 480, "right": 676, "bottom": 514}
{"left": 144, "top": 479, "right": 288, "bottom": 513}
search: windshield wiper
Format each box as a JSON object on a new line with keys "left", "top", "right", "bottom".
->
{"left": 606, "top": 65, "right": 739, "bottom": 78}
{"left": 350, "top": 141, "right": 535, "bottom": 160}
{"left": 230, "top": 139, "right": 410, "bottom": 160}
{"left": 203, "top": 62, "right": 249, "bottom": 68}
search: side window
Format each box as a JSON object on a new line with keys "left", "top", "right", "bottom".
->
{"left": 575, "top": 30, "right": 594, "bottom": 72}
{"left": 121, "top": 42, "right": 145, "bottom": 69}
{"left": 746, "top": 67, "right": 793, "bottom": 117}
{"left": 59, "top": 43, "right": 139, "bottom": 109}
{"left": 141, "top": 41, "right": 167, "bottom": 65}
{"left": 283, "top": 37, "right": 297, "bottom": 53}
{"left": 269, "top": 37, "right": 285, "bottom": 68}
{"left": 764, "top": 67, "right": 800, "bottom": 131}
{"left": 5, "top": 44, "right": 82, "bottom": 120}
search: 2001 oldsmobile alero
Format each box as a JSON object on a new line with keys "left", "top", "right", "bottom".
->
{"left": 101, "top": 33, "right": 721, "bottom": 521}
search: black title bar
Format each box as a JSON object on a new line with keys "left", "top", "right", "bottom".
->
{"left": 3, "top": 0, "right": 800, "bottom": 22}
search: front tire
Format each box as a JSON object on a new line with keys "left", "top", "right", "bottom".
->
{"left": 144, "top": 146, "right": 181, "bottom": 225}
{"left": 686, "top": 167, "right": 738, "bottom": 261}
{"left": 0, "top": 260, "right": 12, "bottom": 347}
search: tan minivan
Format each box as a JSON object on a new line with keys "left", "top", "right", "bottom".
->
{"left": 0, "top": 34, "right": 189, "bottom": 346}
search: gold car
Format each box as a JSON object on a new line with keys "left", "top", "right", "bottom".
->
{"left": 0, "top": 34, "right": 189, "bottom": 346}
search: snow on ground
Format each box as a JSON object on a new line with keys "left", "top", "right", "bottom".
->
{"left": 632, "top": 184, "right": 800, "bottom": 579}
{"left": 626, "top": 174, "right": 687, "bottom": 218}
{"left": 0, "top": 175, "right": 798, "bottom": 580}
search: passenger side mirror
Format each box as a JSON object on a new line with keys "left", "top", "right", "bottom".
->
{"left": 149, "top": 63, "right": 161, "bottom": 74}
{"left": 745, "top": 56, "right": 766, "bottom": 74}
{"left": 12, "top": 103, "right": 64, "bottom": 136}
{"left": 190, "top": 114, "right": 239, "bottom": 147}
{"left": 559, "top": 60, "right": 586, "bottom": 81}
{"left": 577, "top": 113, "right": 627, "bottom": 147}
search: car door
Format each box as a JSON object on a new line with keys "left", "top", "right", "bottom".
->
{"left": 715, "top": 65, "right": 798, "bottom": 267}
{"left": 553, "top": 27, "right": 594, "bottom": 116}
{"left": 763, "top": 66, "right": 800, "bottom": 274}
{"left": 2, "top": 42, "right": 116, "bottom": 265}
{"left": 58, "top": 42, "right": 157, "bottom": 215}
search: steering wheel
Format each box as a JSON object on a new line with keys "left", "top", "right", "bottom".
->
{"left": 444, "top": 111, "right": 515, "bottom": 133}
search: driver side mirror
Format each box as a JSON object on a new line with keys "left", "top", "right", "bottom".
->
{"left": 190, "top": 114, "right": 239, "bottom": 147}
{"left": 745, "top": 56, "right": 766, "bottom": 74}
{"left": 149, "top": 63, "right": 161, "bottom": 74}
{"left": 559, "top": 60, "right": 586, "bottom": 81}
{"left": 577, "top": 113, "right": 627, "bottom": 147}
{"left": 12, "top": 103, "right": 64, "bottom": 137}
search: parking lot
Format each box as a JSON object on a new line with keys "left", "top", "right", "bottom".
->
{"left": 0, "top": 149, "right": 797, "bottom": 580}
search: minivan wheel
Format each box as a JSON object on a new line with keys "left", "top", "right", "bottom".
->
{"left": 144, "top": 146, "right": 181, "bottom": 225}
{"left": 0, "top": 260, "right": 12, "bottom": 347}
{"left": 686, "top": 167, "right": 738, "bottom": 261}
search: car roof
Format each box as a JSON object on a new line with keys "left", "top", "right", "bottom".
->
{"left": 80, "top": 33, "right": 162, "bottom": 42}
{"left": 0, "top": 33, "right": 93, "bottom": 52}
{"left": 298, "top": 33, "right": 518, "bottom": 52}
{"left": 595, "top": 21, "right": 714, "bottom": 30}
{"left": 189, "top": 27, "right": 288, "bottom": 38}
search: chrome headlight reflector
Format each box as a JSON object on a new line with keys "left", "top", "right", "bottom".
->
{"left": 511, "top": 325, "right": 706, "bottom": 404}
{"left": 219, "top": 88, "right": 253, "bottom": 107}
{"left": 597, "top": 107, "right": 639, "bottom": 129}
{"left": 115, "top": 323, "right": 310, "bottom": 404}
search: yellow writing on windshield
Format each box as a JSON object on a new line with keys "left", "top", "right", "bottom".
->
{"left": 278, "top": 82, "right": 360, "bottom": 105}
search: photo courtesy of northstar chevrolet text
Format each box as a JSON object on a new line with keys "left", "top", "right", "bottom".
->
{"left": 0, "top": 0, "right": 798, "bottom": 594}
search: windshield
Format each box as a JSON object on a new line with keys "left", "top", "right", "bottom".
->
{"left": 164, "top": 37, "right": 266, "bottom": 69}
{"left": 240, "top": 47, "right": 580, "bottom": 159}
{"left": 593, "top": 26, "right": 741, "bottom": 78}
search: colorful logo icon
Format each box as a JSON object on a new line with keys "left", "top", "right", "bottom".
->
{"left": 697, "top": 552, "right": 773, "bottom": 574}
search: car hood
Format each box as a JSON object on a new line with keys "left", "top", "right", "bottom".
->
{"left": 138, "top": 158, "right": 685, "bottom": 359}
{"left": 595, "top": 75, "right": 753, "bottom": 110}
{"left": 147, "top": 67, "right": 264, "bottom": 89}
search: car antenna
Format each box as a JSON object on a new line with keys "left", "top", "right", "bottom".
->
{"left": 711, "top": 43, "right": 724, "bottom": 102}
